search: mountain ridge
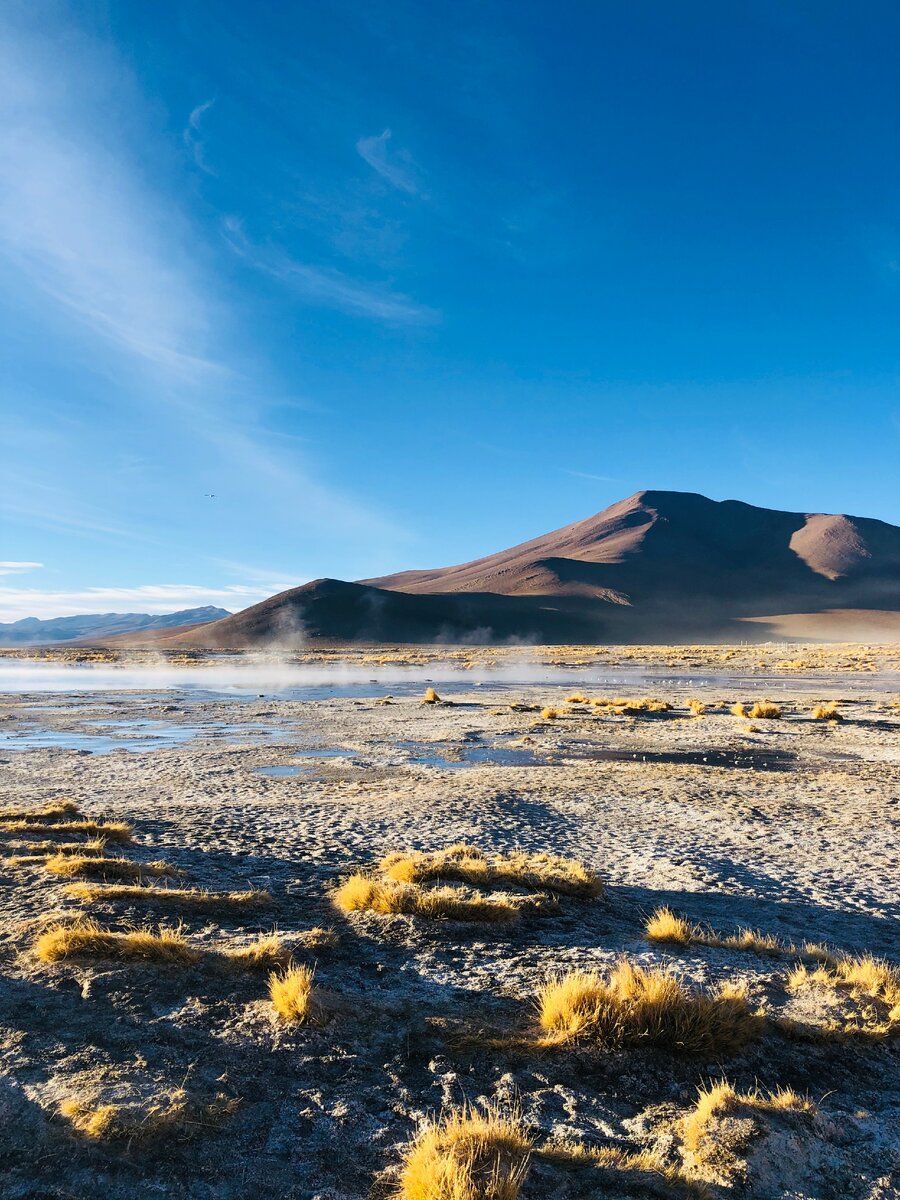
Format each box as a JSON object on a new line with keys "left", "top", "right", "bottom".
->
{"left": 133, "top": 490, "right": 900, "bottom": 647}
{"left": 0, "top": 606, "right": 231, "bottom": 647}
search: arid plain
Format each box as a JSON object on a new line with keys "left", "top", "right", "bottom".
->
{"left": 0, "top": 643, "right": 898, "bottom": 1199}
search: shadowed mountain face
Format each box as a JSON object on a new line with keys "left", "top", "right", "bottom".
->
{"left": 167, "top": 491, "right": 900, "bottom": 647}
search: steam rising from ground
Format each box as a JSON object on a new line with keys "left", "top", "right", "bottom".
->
{"left": 0, "top": 657, "right": 608, "bottom": 695}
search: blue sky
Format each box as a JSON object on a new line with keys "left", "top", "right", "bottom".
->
{"left": 1, "top": 1, "right": 899, "bottom": 620}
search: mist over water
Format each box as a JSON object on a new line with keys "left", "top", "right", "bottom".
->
{"left": 0, "top": 655, "right": 874, "bottom": 697}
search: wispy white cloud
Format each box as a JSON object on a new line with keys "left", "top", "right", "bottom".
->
{"left": 183, "top": 98, "right": 217, "bottom": 175}
{"left": 0, "top": 583, "right": 282, "bottom": 624}
{"left": 0, "top": 10, "right": 410, "bottom": 550}
{"left": 0, "top": 29, "right": 221, "bottom": 382}
{"left": 566, "top": 470, "right": 619, "bottom": 483}
{"left": 222, "top": 217, "right": 437, "bottom": 325}
{"left": 356, "top": 128, "right": 420, "bottom": 195}
{"left": 0, "top": 561, "right": 43, "bottom": 576}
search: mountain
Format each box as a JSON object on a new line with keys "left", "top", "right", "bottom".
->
{"left": 150, "top": 490, "right": 900, "bottom": 646}
{"left": 0, "top": 607, "right": 231, "bottom": 647}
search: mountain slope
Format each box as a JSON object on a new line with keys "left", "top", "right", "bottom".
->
{"left": 151, "top": 491, "right": 900, "bottom": 647}
{"left": 0, "top": 607, "right": 231, "bottom": 647}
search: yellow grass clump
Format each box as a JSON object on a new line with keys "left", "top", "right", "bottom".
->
{"left": 60, "top": 1090, "right": 237, "bottom": 1142}
{"left": 730, "top": 703, "right": 748, "bottom": 718}
{"left": 63, "top": 881, "right": 272, "bottom": 908}
{"left": 0, "top": 799, "right": 80, "bottom": 822}
{"left": 539, "top": 1140, "right": 704, "bottom": 1197}
{"left": 812, "top": 702, "right": 842, "bottom": 721}
{"left": 0, "top": 819, "right": 133, "bottom": 842}
{"left": 749, "top": 700, "right": 782, "bottom": 719}
{"left": 334, "top": 874, "right": 520, "bottom": 924}
{"left": 536, "top": 961, "right": 762, "bottom": 1055}
{"left": 223, "top": 928, "right": 338, "bottom": 971}
{"left": 565, "top": 692, "right": 588, "bottom": 704}
{"left": 687, "top": 698, "right": 706, "bottom": 716}
{"left": 786, "top": 953, "right": 900, "bottom": 1036}
{"left": 645, "top": 907, "right": 699, "bottom": 946}
{"left": 681, "top": 1080, "right": 815, "bottom": 1178}
{"left": 397, "top": 1106, "right": 532, "bottom": 1200}
{"left": 381, "top": 844, "right": 603, "bottom": 899}
{"left": 422, "top": 687, "right": 441, "bottom": 704}
{"left": 540, "top": 706, "right": 559, "bottom": 720}
{"left": 269, "top": 964, "right": 328, "bottom": 1024}
{"left": 35, "top": 920, "right": 199, "bottom": 965}
{"left": 644, "top": 907, "right": 783, "bottom": 956}
{"left": 43, "top": 854, "right": 178, "bottom": 881}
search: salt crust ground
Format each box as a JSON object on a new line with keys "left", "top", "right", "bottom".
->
{"left": 0, "top": 649, "right": 898, "bottom": 1199}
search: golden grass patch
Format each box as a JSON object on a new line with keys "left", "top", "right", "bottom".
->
{"left": 681, "top": 1080, "right": 815, "bottom": 1180}
{"left": 785, "top": 953, "right": 900, "bottom": 1037}
{"left": 381, "top": 844, "right": 603, "bottom": 899}
{"left": 645, "top": 907, "right": 783, "bottom": 956}
{"left": 397, "top": 1106, "right": 532, "bottom": 1200}
{"left": 749, "top": 700, "right": 782, "bottom": 719}
{"left": 812, "top": 702, "right": 842, "bottom": 721}
{"left": 63, "top": 881, "right": 272, "bottom": 908}
{"left": 269, "top": 964, "right": 328, "bottom": 1024}
{"left": 540, "top": 706, "right": 559, "bottom": 720}
{"left": 536, "top": 961, "right": 762, "bottom": 1055}
{"left": 540, "top": 1139, "right": 704, "bottom": 1197}
{"left": 0, "top": 819, "right": 133, "bottom": 842}
{"left": 35, "top": 920, "right": 199, "bottom": 965}
{"left": 334, "top": 873, "right": 521, "bottom": 924}
{"left": 61, "top": 1090, "right": 237, "bottom": 1142}
{"left": 0, "top": 799, "right": 80, "bottom": 822}
{"left": 730, "top": 703, "right": 748, "bottom": 718}
{"left": 422, "top": 687, "right": 441, "bottom": 704}
{"left": 687, "top": 698, "right": 706, "bottom": 716}
{"left": 44, "top": 854, "right": 179, "bottom": 881}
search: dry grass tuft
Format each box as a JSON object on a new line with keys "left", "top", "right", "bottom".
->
{"left": 63, "top": 881, "right": 272, "bottom": 908}
{"left": 0, "top": 819, "right": 133, "bottom": 842}
{"left": 44, "top": 854, "right": 179, "bottom": 881}
{"left": 422, "top": 687, "right": 441, "bottom": 704}
{"left": 60, "top": 1090, "right": 237, "bottom": 1142}
{"left": 381, "top": 844, "right": 603, "bottom": 899}
{"left": 334, "top": 873, "right": 521, "bottom": 924}
{"left": 397, "top": 1105, "right": 532, "bottom": 1200}
{"left": 536, "top": 961, "right": 762, "bottom": 1054}
{"left": 645, "top": 907, "right": 699, "bottom": 946}
{"left": 786, "top": 953, "right": 900, "bottom": 1036}
{"left": 565, "top": 692, "right": 589, "bottom": 704}
{"left": 35, "top": 919, "right": 199, "bottom": 965}
{"left": 812, "top": 702, "right": 842, "bottom": 721}
{"left": 644, "top": 907, "right": 784, "bottom": 956}
{"left": 687, "top": 698, "right": 706, "bottom": 716}
{"left": 681, "top": 1080, "right": 815, "bottom": 1178}
{"left": 298, "top": 926, "right": 340, "bottom": 952}
{"left": 730, "top": 702, "right": 748, "bottom": 718}
{"left": 269, "top": 964, "right": 328, "bottom": 1024}
{"left": 749, "top": 700, "right": 782, "bottom": 719}
{"left": 223, "top": 933, "right": 292, "bottom": 972}
{"left": 539, "top": 1139, "right": 705, "bottom": 1197}
{"left": 540, "top": 706, "right": 559, "bottom": 720}
{"left": 0, "top": 799, "right": 80, "bottom": 822}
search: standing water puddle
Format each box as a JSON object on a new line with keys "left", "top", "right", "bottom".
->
{"left": 0, "top": 718, "right": 281, "bottom": 755}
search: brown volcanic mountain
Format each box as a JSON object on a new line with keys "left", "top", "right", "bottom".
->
{"left": 165, "top": 491, "right": 900, "bottom": 647}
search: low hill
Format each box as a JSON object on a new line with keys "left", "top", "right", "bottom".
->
{"left": 156, "top": 490, "right": 900, "bottom": 646}
{"left": 0, "top": 606, "right": 231, "bottom": 648}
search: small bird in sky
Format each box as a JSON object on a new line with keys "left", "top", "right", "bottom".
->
{"left": 204, "top": 493, "right": 216, "bottom": 498}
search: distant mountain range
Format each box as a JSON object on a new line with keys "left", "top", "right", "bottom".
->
{"left": 0, "top": 606, "right": 231, "bottom": 647}
{"left": 159, "top": 491, "right": 900, "bottom": 646}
